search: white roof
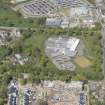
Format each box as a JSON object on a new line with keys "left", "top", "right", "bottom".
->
{"left": 10, "top": 0, "right": 26, "bottom": 4}
{"left": 46, "top": 18, "right": 62, "bottom": 26}
{"left": 67, "top": 37, "right": 80, "bottom": 52}
{"left": 15, "top": 54, "right": 22, "bottom": 59}
{"left": 43, "top": 81, "right": 54, "bottom": 88}
{"left": 68, "top": 81, "right": 83, "bottom": 88}
{"left": 12, "top": 93, "right": 17, "bottom": 97}
{"left": 60, "top": 19, "right": 69, "bottom": 28}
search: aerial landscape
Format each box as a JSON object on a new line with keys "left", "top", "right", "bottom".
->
{"left": 0, "top": 0, "right": 105, "bottom": 105}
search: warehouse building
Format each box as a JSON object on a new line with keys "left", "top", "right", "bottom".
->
{"left": 45, "top": 37, "right": 81, "bottom": 71}
{"left": 17, "top": 0, "right": 57, "bottom": 17}
{"left": 55, "top": 0, "right": 89, "bottom": 7}
{"left": 46, "top": 18, "right": 70, "bottom": 28}
{"left": 46, "top": 18, "right": 62, "bottom": 27}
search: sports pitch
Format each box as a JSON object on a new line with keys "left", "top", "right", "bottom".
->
{"left": 74, "top": 56, "right": 92, "bottom": 68}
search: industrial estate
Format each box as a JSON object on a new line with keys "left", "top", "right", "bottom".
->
{"left": 0, "top": 0, "right": 105, "bottom": 105}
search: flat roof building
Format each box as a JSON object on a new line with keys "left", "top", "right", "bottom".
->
{"left": 67, "top": 37, "right": 80, "bottom": 52}
{"left": 70, "top": 6, "right": 92, "bottom": 16}
{"left": 45, "top": 37, "right": 81, "bottom": 71}
{"left": 17, "top": 0, "right": 57, "bottom": 17}
{"left": 46, "top": 18, "right": 70, "bottom": 28}
{"left": 55, "top": 0, "right": 89, "bottom": 7}
{"left": 46, "top": 18, "right": 62, "bottom": 27}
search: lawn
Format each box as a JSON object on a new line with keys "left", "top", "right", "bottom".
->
{"left": 74, "top": 56, "right": 92, "bottom": 68}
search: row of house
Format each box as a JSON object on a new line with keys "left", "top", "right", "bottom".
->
{"left": 10, "top": 54, "right": 29, "bottom": 65}
{"left": 8, "top": 80, "right": 18, "bottom": 105}
{"left": 89, "top": 81, "right": 105, "bottom": 103}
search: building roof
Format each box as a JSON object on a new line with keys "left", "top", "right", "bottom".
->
{"left": 67, "top": 37, "right": 80, "bottom": 52}
{"left": 46, "top": 18, "right": 62, "bottom": 26}
{"left": 83, "top": 16, "right": 94, "bottom": 23}
{"left": 45, "top": 37, "right": 80, "bottom": 70}
{"left": 56, "top": 0, "right": 87, "bottom": 7}
{"left": 68, "top": 81, "right": 83, "bottom": 88}
{"left": 11, "top": 0, "right": 26, "bottom": 4}
{"left": 19, "top": 0, "right": 57, "bottom": 17}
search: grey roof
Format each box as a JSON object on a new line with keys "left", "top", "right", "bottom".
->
{"left": 21, "top": 0, "right": 57, "bottom": 17}
{"left": 46, "top": 18, "right": 62, "bottom": 26}
{"left": 55, "top": 0, "right": 88, "bottom": 7}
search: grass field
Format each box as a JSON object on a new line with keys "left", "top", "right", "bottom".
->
{"left": 74, "top": 56, "right": 92, "bottom": 68}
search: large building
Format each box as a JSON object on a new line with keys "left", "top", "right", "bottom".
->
{"left": 46, "top": 37, "right": 80, "bottom": 57}
{"left": 43, "top": 81, "right": 83, "bottom": 91}
{"left": 70, "top": 6, "right": 93, "bottom": 16}
{"left": 17, "top": 0, "right": 57, "bottom": 17}
{"left": 46, "top": 18, "right": 62, "bottom": 27}
{"left": 66, "top": 37, "right": 80, "bottom": 52}
{"left": 46, "top": 5, "right": 95, "bottom": 28}
{"left": 46, "top": 18, "right": 70, "bottom": 28}
{"left": 45, "top": 37, "right": 81, "bottom": 71}
{"left": 55, "top": 0, "right": 90, "bottom": 7}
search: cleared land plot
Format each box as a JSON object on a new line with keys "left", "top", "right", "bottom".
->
{"left": 74, "top": 56, "right": 92, "bottom": 68}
